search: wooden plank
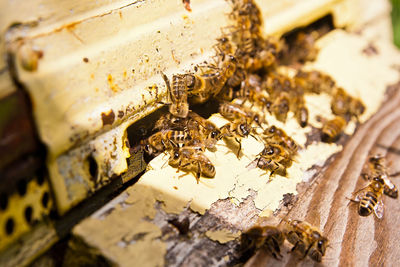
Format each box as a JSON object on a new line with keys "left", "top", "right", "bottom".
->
{"left": 246, "top": 83, "right": 400, "bottom": 267}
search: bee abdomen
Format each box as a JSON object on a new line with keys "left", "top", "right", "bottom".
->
{"left": 359, "top": 192, "right": 378, "bottom": 216}
{"left": 321, "top": 116, "right": 346, "bottom": 142}
{"left": 384, "top": 185, "right": 398, "bottom": 198}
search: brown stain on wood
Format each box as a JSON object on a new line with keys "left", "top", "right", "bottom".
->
{"left": 101, "top": 110, "right": 115, "bottom": 126}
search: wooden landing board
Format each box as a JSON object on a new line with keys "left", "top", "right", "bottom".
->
{"left": 246, "top": 83, "right": 400, "bottom": 267}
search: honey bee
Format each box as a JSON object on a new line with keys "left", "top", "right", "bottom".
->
{"left": 320, "top": 116, "right": 347, "bottom": 143}
{"left": 331, "top": 88, "right": 365, "bottom": 121}
{"left": 289, "top": 91, "right": 309, "bottom": 128}
{"left": 229, "top": 0, "right": 262, "bottom": 35}
{"left": 186, "top": 111, "right": 222, "bottom": 149}
{"left": 262, "top": 125, "right": 298, "bottom": 156}
{"left": 241, "top": 225, "right": 285, "bottom": 259}
{"left": 233, "top": 76, "right": 271, "bottom": 110}
{"left": 189, "top": 54, "right": 237, "bottom": 103}
{"left": 153, "top": 113, "right": 186, "bottom": 131}
{"left": 218, "top": 101, "right": 263, "bottom": 126}
{"left": 244, "top": 37, "right": 282, "bottom": 71}
{"left": 283, "top": 219, "right": 328, "bottom": 262}
{"left": 162, "top": 73, "right": 190, "bottom": 118}
{"left": 168, "top": 146, "right": 216, "bottom": 183}
{"left": 294, "top": 70, "right": 336, "bottom": 94}
{"left": 350, "top": 176, "right": 385, "bottom": 218}
{"left": 382, "top": 175, "right": 398, "bottom": 199}
{"left": 365, "top": 155, "right": 398, "bottom": 199}
{"left": 226, "top": 64, "right": 247, "bottom": 88}
{"left": 255, "top": 143, "right": 293, "bottom": 176}
{"left": 142, "top": 130, "right": 192, "bottom": 155}
{"left": 220, "top": 119, "right": 252, "bottom": 157}
{"left": 213, "top": 36, "right": 234, "bottom": 56}
{"left": 271, "top": 92, "right": 290, "bottom": 123}
{"left": 286, "top": 31, "right": 320, "bottom": 64}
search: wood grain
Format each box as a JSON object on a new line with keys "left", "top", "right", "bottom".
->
{"left": 246, "top": 83, "right": 400, "bottom": 267}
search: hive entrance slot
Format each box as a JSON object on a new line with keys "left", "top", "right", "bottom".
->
{"left": 280, "top": 14, "right": 334, "bottom": 66}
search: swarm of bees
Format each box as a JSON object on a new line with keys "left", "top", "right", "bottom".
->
{"left": 241, "top": 219, "right": 328, "bottom": 262}
{"left": 139, "top": 0, "right": 366, "bottom": 181}
{"left": 349, "top": 154, "right": 398, "bottom": 219}
{"left": 137, "top": 0, "right": 387, "bottom": 263}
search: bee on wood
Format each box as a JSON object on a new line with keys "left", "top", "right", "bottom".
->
{"left": 283, "top": 219, "right": 328, "bottom": 262}
{"left": 243, "top": 37, "right": 283, "bottom": 71}
{"left": 331, "top": 88, "right": 365, "bottom": 121}
{"left": 153, "top": 113, "right": 186, "bottom": 132}
{"left": 161, "top": 73, "right": 190, "bottom": 118}
{"left": 320, "top": 116, "right": 347, "bottom": 143}
{"left": 264, "top": 72, "right": 293, "bottom": 97}
{"left": 262, "top": 125, "right": 298, "bottom": 156}
{"left": 226, "top": 64, "right": 247, "bottom": 89}
{"left": 365, "top": 155, "right": 398, "bottom": 199}
{"left": 290, "top": 92, "right": 309, "bottom": 128}
{"left": 220, "top": 119, "right": 252, "bottom": 157}
{"left": 142, "top": 130, "right": 192, "bottom": 156}
{"left": 233, "top": 75, "right": 271, "bottom": 111}
{"left": 186, "top": 111, "right": 222, "bottom": 149}
{"left": 294, "top": 70, "right": 336, "bottom": 94}
{"left": 256, "top": 143, "right": 293, "bottom": 177}
{"left": 189, "top": 54, "right": 238, "bottom": 104}
{"left": 349, "top": 176, "right": 385, "bottom": 218}
{"left": 218, "top": 101, "right": 263, "bottom": 127}
{"left": 271, "top": 92, "right": 290, "bottom": 123}
{"left": 168, "top": 146, "right": 216, "bottom": 183}
{"left": 213, "top": 36, "right": 234, "bottom": 56}
{"left": 241, "top": 225, "right": 285, "bottom": 260}
{"left": 229, "top": 0, "right": 262, "bottom": 35}
{"left": 285, "top": 31, "right": 320, "bottom": 64}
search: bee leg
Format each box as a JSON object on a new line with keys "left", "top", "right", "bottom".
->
{"left": 269, "top": 163, "right": 280, "bottom": 178}
{"left": 361, "top": 173, "right": 370, "bottom": 180}
{"left": 235, "top": 137, "right": 242, "bottom": 158}
{"left": 195, "top": 161, "right": 201, "bottom": 184}
{"left": 389, "top": 171, "right": 400, "bottom": 177}
{"left": 346, "top": 196, "right": 359, "bottom": 207}
{"left": 178, "top": 162, "right": 191, "bottom": 174}
{"left": 289, "top": 241, "right": 300, "bottom": 253}
{"left": 270, "top": 238, "right": 283, "bottom": 259}
{"left": 303, "top": 243, "right": 314, "bottom": 260}
{"left": 161, "top": 72, "right": 173, "bottom": 103}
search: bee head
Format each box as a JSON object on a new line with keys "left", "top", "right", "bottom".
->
{"left": 209, "top": 129, "right": 221, "bottom": 140}
{"left": 309, "top": 248, "right": 323, "bottom": 262}
{"left": 184, "top": 74, "right": 196, "bottom": 89}
{"left": 169, "top": 103, "right": 189, "bottom": 118}
{"left": 239, "top": 123, "right": 250, "bottom": 136}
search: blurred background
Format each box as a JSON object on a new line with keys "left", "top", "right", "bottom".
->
{"left": 392, "top": 0, "right": 400, "bottom": 46}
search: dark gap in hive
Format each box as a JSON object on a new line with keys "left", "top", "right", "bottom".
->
{"left": 126, "top": 106, "right": 169, "bottom": 148}
{"left": 279, "top": 14, "right": 334, "bottom": 66}
{"left": 36, "top": 167, "right": 46, "bottom": 186}
{"left": 5, "top": 218, "right": 14, "bottom": 235}
{"left": 87, "top": 155, "right": 99, "bottom": 183}
{"left": 0, "top": 192, "right": 8, "bottom": 210}
{"left": 17, "top": 178, "right": 27, "bottom": 196}
{"left": 25, "top": 205, "right": 33, "bottom": 223}
{"left": 42, "top": 191, "right": 49, "bottom": 208}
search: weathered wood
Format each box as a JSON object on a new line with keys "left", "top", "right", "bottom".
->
{"left": 246, "top": 83, "right": 400, "bottom": 267}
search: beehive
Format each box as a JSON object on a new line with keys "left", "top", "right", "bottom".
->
{"left": 0, "top": 0, "right": 399, "bottom": 266}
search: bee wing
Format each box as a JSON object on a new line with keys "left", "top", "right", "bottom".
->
{"left": 246, "top": 158, "right": 258, "bottom": 169}
{"left": 382, "top": 175, "right": 395, "bottom": 190}
{"left": 352, "top": 185, "right": 369, "bottom": 199}
{"left": 374, "top": 199, "right": 384, "bottom": 219}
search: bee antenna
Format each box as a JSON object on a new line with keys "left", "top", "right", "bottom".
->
{"left": 156, "top": 101, "right": 170, "bottom": 106}
{"left": 250, "top": 133, "right": 259, "bottom": 141}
